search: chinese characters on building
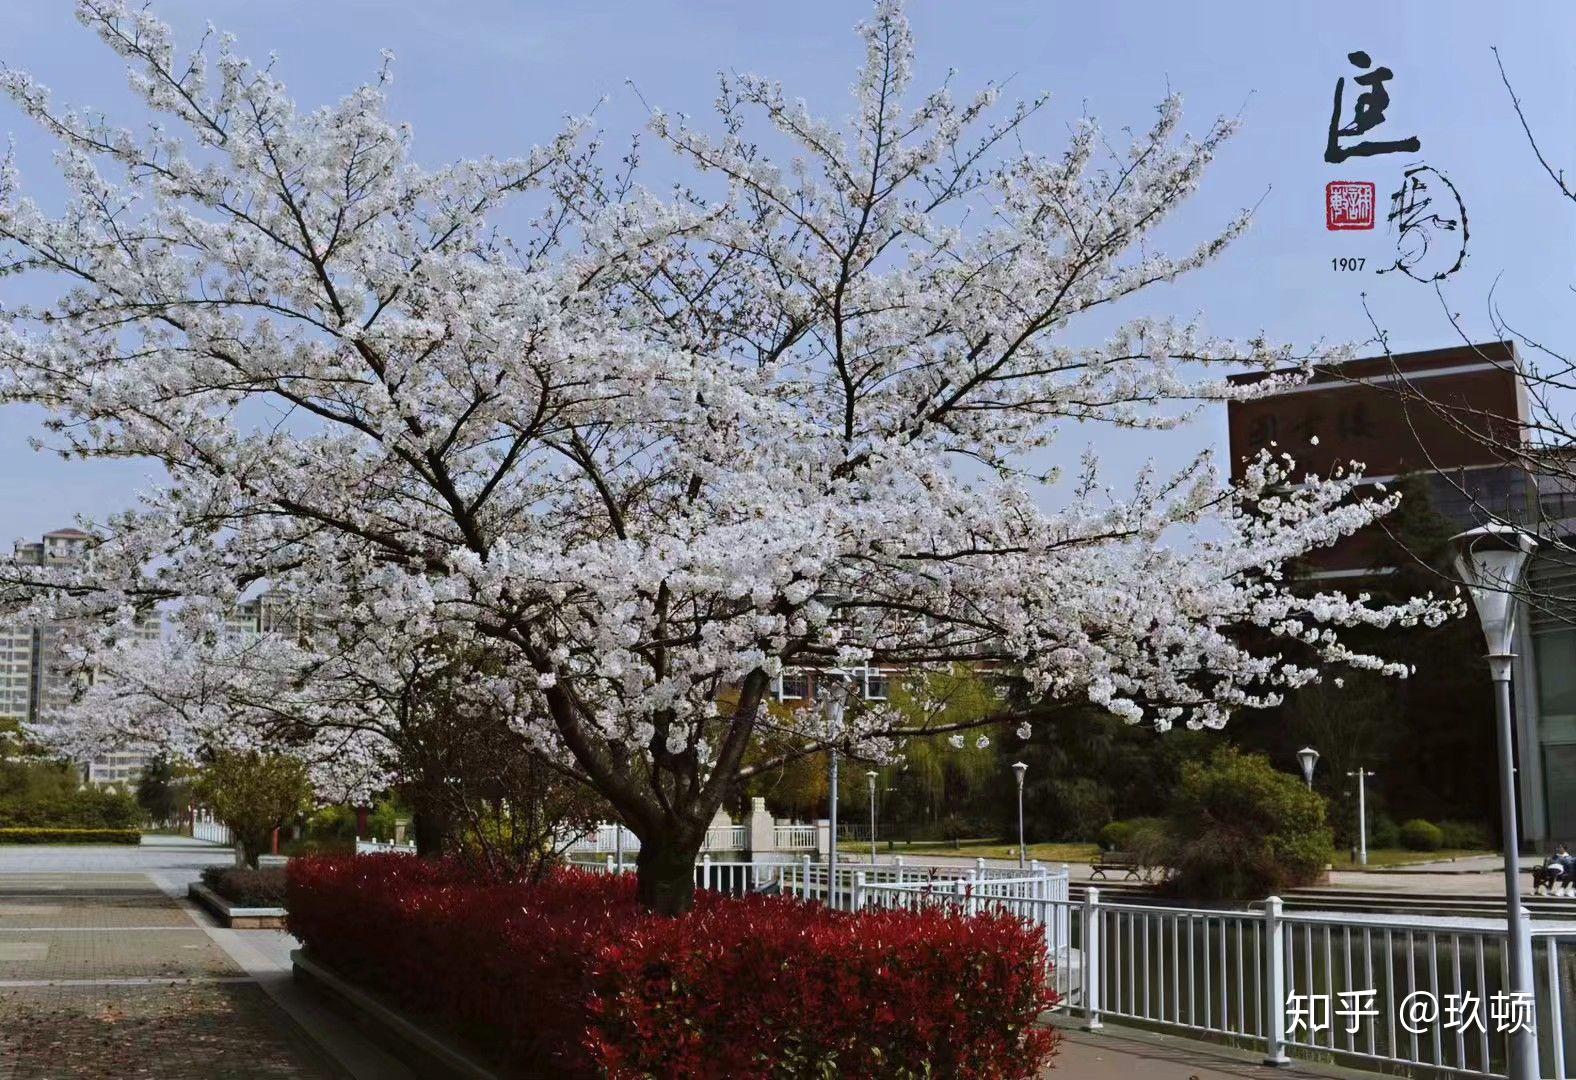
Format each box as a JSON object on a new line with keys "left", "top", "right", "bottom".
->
{"left": 1245, "top": 402, "right": 1377, "bottom": 454}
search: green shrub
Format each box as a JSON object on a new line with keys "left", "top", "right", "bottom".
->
{"left": 1366, "top": 813, "right": 1399, "bottom": 850}
{"left": 200, "top": 865, "right": 286, "bottom": 907}
{"left": 0, "top": 828, "right": 140, "bottom": 844}
{"left": 283, "top": 836, "right": 355, "bottom": 858}
{"left": 1044, "top": 777, "right": 1113, "bottom": 842}
{"left": 0, "top": 786, "right": 138, "bottom": 829}
{"left": 1098, "top": 820, "right": 1134, "bottom": 851}
{"left": 1126, "top": 817, "right": 1172, "bottom": 868}
{"left": 368, "top": 797, "right": 407, "bottom": 843}
{"left": 305, "top": 804, "right": 357, "bottom": 841}
{"left": 1399, "top": 819, "right": 1444, "bottom": 852}
{"left": 1168, "top": 748, "right": 1334, "bottom": 902}
{"left": 196, "top": 751, "right": 313, "bottom": 868}
{"left": 1099, "top": 816, "right": 1169, "bottom": 856}
{"left": 1437, "top": 820, "right": 1490, "bottom": 850}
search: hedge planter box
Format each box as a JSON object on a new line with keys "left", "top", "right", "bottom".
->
{"left": 0, "top": 828, "right": 140, "bottom": 845}
{"left": 188, "top": 882, "right": 288, "bottom": 929}
{"left": 288, "top": 856, "right": 1058, "bottom": 1078}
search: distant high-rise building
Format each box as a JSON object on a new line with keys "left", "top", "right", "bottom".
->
{"left": 5, "top": 529, "right": 161, "bottom": 787}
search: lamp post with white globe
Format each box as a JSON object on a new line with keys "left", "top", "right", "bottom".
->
{"left": 1012, "top": 761, "right": 1028, "bottom": 869}
{"left": 1452, "top": 522, "right": 1539, "bottom": 1080}
{"left": 1296, "top": 747, "right": 1320, "bottom": 791}
{"left": 866, "top": 771, "right": 878, "bottom": 864}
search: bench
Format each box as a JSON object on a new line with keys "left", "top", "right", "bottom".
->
{"left": 1089, "top": 850, "right": 1142, "bottom": 881}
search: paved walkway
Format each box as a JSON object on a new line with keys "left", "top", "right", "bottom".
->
{"left": 1047, "top": 1022, "right": 1382, "bottom": 1079}
{"left": 0, "top": 842, "right": 413, "bottom": 1079}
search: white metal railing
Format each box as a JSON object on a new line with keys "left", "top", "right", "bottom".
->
{"left": 562, "top": 824, "right": 641, "bottom": 854}
{"left": 561, "top": 822, "right": 753, "bottom": 855}
{"left": 776, "top": 856, "right": 1071, "bottom": 911}
{"left": 192, "top": 818, "right": 231, "bottom": 846}
{"left": 774, "top": 824, "right": 818, "bottom": 850}
{"left": 355, "top": 838, "right": 416, "bottom": 855}
{"left": 855, "top": 881, "right": 1576, "bottom": 1080}
{"left": 704, "top": 825, "right": 748, "bottom": 852}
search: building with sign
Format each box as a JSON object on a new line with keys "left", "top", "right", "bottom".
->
{"left": 1228, "top": 341, "right": 1576, "bottom": 845}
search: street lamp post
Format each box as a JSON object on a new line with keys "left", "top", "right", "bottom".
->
{"left": 823, "top": 676, "right": 847, "bottom": 908}
{"left": 1346, "top": 767, "right": 1373, "bottom": 867}
{"left": 867, "top": 771, "right": 878, "bottom": 864}
{"left": 1296, "top": 746, "right": 1320, "bottom": 791}
{"left": 1012, "top": 761, "right": 1028, "bottom": 869}
{"left": 1452, "top": 522, "right": 1539, "bottom": 1080}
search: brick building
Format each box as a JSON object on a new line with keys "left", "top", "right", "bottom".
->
{"left": 1227, "top": 342, "right": 1576, "bottom": 844}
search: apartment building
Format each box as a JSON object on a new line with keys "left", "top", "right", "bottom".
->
{"left": 3, "top": 529, "right": 162, "bottom": 787}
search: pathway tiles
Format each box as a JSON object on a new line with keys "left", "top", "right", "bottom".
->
{"left": 0, "top": 871, "right": 345, "bottom": 1078}
{"left": 0, "top": 894, "right": 194, "bottom": 930}
{"left": 0, "top": 982, "right": 343, "bottom": 1079}
{"left": 0, "top": 880, "right": 234, "bottom": 981}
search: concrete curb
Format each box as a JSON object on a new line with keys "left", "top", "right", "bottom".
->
{"left": 290, "top": 949, "right": 499, "bottom": 1080}
{"left": 187, "top": 882, "right": 288, "bottom": 929}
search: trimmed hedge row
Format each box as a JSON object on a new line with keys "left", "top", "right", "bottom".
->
{"left": 288, "top": 856, "right": 1057, "bottom": 1078}
{"left": 0, "top": 828, "right": 141, "bottom": 845}
{"left": 0, "top": 788, "right": 139, "bottom": 829}
{"left": 201, "top": 865, "right": 287, "bottom": 907}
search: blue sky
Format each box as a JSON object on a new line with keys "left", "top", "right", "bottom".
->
{"left": 1, "top": 1, "right": 1573, "bottom": 542}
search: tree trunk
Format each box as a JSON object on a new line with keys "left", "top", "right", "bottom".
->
{"left": 413, "top": 801, "right": 452, "bottom": 857}
{"left": 635, "top": 834, "right": 702, "bottom": 915}
{"left": 407, "top": 776, "right": 455, "bottom": 857}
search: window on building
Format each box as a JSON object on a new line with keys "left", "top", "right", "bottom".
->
{"left": 863, "top": 667, "right": 890, "bottom": 700}
{"left": 776, "top": 672, "right": 808, "bottom": 701}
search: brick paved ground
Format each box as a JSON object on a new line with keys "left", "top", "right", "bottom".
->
{"left": 0, "top": 983, "right": 342, "bottom": 1080}
{"left": 0, "top": 857, "right": 374, "bottom": 1079}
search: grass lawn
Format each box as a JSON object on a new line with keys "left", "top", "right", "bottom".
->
{"left": 839, "top": 839, "right": 1100, "bottom": 864}
{"left": 1332, "top": 848, "right": 1494, "bottom": 869}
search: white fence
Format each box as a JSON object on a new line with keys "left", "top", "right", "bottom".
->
{"left": 577, "top": 852, "right": 1071, "bottom": 914}
{"left": 858, "top": 881, "right": 1576, "bottom": 1079}
{"left": 773, "top": 824, "right": 818, "bottom": 850}
{"left": 562, "top": 822, "right": 754, "bottom": 855}
{"left": 192, "top": 817, "right": 231, "bottom": 846}
{"left": 355, "top": 838, "right": 417, "bottom": 855}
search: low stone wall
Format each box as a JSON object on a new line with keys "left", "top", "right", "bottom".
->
{"left": 187, "top": 882, "right": 288, "bottom": 930}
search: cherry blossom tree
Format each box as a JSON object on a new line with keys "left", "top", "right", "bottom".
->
{"left": 38, "top": 591, "right": 593, "bottom": 861}
{"left": 0, "top": 1, "right": 1455, "bottom": 911}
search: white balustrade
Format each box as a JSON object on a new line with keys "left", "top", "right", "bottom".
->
{"left": 855, "top": 877, "right": 1576, "bottom": 1080}
{"left": 192, "top": 815, "right": 231, "bottom": 846}
{"left": 355, "top": 837, "right": 417, "bottom": 855}
{"left": 773, "top": 824, "right": 819, "bottom": 850}
{"left": 560, "top": 821, "right": 764, "bottom": 855}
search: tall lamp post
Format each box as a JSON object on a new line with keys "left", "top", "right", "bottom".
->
{"left": 1296, "top": 746, "right": 1320, "bottom": 791}
{"left": 1012, "top": 761, "right": 1028, "bottom": 868}
{"left": 866, "top": 771, "right": 878, "bottom": 864}
{"left": 1452, "top": 522, "right": 1539, "bottom": 1080}
{"left": 823, "top": 675, "right": 848, "bottom": 907}
{"left": 1346, "top": 767, "right": 1373, "bottom": 867}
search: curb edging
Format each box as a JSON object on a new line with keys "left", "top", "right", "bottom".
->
{"left": 290, "top": 949, "right": 499, "bottom": 1080}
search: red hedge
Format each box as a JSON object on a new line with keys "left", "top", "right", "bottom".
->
{"left": 287, "top": 856, "right": 1057, "bottom": 1078}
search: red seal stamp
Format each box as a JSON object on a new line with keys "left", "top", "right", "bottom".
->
{"left": 1326, "top": 181, "right": 1376, "bottom": 230}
